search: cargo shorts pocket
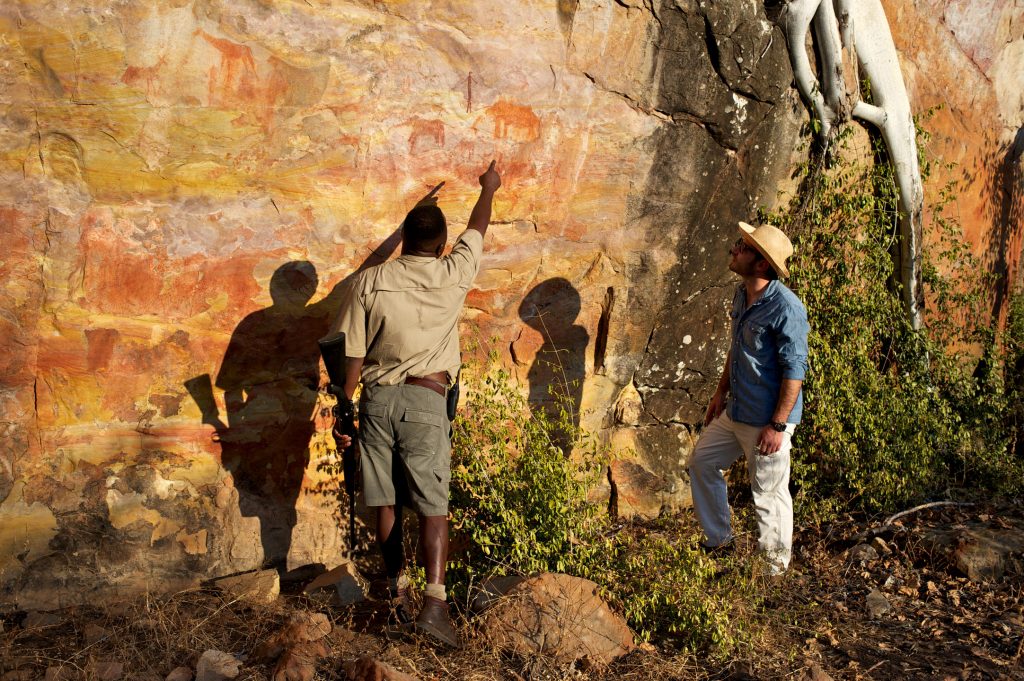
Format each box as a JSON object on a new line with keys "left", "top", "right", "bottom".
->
{"left": 361, "top": 401, "right": 389, "bottom": 418}
{"left": 398, "top": 407, "right": 447, "bottom": 454}
{"left": 402, "top": 408, "right": 444, "bottom": 426}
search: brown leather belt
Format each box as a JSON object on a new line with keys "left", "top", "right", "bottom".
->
{"left": 403, "top": 372, "right": 448, "bottom": 397}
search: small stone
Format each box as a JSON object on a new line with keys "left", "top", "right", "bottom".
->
{"left": 846, "top": 544, "right": 879, "bottom": 565}
{"left": 799, "top": 660, "right": 833, "bottom": 681}
{"left": 303, "top": 562, "right": 366, "bottom": 606}
{"left": 866, "top": 589, "right": 892, "bottom": 618}
{"left": 344, "top": 656, "right": 420, "bottom": 681}
{"left": 212, "top": 569, "right": 280, "bottom": 605}
{"left": 84, "top": 622, "right": 111, "bottom": 646}
{"left": 94, "top": 660, "right": 125, "bottom": 681}
{"left": 195, "top": 650, "right": 240, "bottom": 681}
{"left": 285, "top": 612, "right": 332, "bottom": 642}
{"left": 271, "top": 640, "right": 329, "bottom": 681}
{"left": 165, "top": 667, "right": 192, "bottom": 681}
{"left": 23, "top": 611, "right": 62, "bottom": 629}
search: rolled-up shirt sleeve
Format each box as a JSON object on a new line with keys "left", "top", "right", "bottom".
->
{"left": 443, "top": 229, "right": 484, "bottom": 287}
{"left": 776, "top": 303, "right": 809, "bottom": 381}
{"left": 334, "top": 280, "right": 368, "bottom": 358}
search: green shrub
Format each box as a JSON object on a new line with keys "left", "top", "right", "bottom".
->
{"left": 1005, "top": 291, "right": 1024, "bottom": 461}
{"left": 448, "top": 352, "right": 745, "bottom": 653}
{"left": 761, "top": 123, "right": 1023, "bottom": 517}
{"left": 449, "top": 353, "right": 607, "bottom": 592}
{"left": 583, "top": 522, "right": 754, "bottom": 652}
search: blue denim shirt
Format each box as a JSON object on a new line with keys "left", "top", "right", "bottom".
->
{"left": 726, "top": 280, "right": 809, "bottom": 426}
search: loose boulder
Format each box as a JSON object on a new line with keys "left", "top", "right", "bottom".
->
{"left": 476, "top": 573, "right": 635, "bottom": 666}
{"left": 195, "top": 650, "right": 241, "bottom": 681}
{"left": 343, "top": 656, "right": 420, "bottom": 681}
{"left": 211, "top": 569, "right": 280, "bottom": 605}
{"left": 925, "top": 521, "right": 1024, "bottom": 582}
{"left": 303, "top": 562, "right": 367, "bottom": 606}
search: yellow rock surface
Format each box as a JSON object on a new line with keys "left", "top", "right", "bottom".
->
{"left": 0, "top": 0, "right": 1018, "bottom": 602}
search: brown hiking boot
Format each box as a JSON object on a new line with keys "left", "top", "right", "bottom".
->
{"left": 416, "top": 595, "right": 461, "bottom": 648}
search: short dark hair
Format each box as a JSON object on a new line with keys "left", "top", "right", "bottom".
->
{"left": 746, "top": 241, "right": 780, "bottom": 280}
{"left": 403, "top": 205, "right": 446, "bottom": 250}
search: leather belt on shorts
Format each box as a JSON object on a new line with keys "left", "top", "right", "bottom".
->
{"left": 403, "top": 372, "right": 448, "bottom": 397}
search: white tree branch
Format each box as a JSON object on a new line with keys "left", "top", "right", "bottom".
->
{"left": 786, "top": 0, "right": 836, "bottom": 134}
{"left": 812, "top": 0, "right": 847, "bottom": 118}
{"left": 847, "top": 0, "right": 924, "bottom": 329}
{"left": 852, "top": 101, "right": 886, "bottom": 127}
{"left": 785, "top": 0, "right": 924, "bottom": 330}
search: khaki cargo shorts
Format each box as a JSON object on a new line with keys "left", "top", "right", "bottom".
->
{"left": 358, "top": 383, "right": 451, "bottom": 516}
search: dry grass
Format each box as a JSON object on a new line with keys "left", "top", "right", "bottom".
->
{"left": 3, "top": 505, "right": 1022, "bottom": 681}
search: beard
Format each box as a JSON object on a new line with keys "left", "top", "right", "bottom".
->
{"left": 729, "top": 255, "right": 758, "bottom": 277}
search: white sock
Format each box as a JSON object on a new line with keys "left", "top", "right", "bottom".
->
{"left": 424, "top": 583, "right": 446, "bottom": 601}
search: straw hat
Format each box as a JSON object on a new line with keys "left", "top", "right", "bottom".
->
{"left": 738, "top": 222, "right": 794, "bottom": 278}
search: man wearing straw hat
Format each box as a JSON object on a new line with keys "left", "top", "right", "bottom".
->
{"left": 687, "top": 222, "right": 808, "bottom": 575}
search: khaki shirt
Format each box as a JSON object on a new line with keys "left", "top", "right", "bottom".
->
{"left": 336, "top": 229, "right": 484, "bottom": 387}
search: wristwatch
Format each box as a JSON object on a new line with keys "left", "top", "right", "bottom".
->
{"left": 770, "top": 421, "right": 787, "bottom": 432}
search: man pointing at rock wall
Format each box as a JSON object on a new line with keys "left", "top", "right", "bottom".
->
{"left": 687, "top": 222, "right": 808, "bottom": 575}
{"left": 331, "top": 161, "right": 501, "bottom": 647}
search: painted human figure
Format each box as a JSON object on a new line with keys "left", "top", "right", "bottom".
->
{"left": 331, "top": 161, "right": 501, "bottom": 647}
{"left": 687, "top": 222, "right": 808, "bottom": 574}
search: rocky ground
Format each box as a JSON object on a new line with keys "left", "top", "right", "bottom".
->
{"left": 2, "top": 503, "right": 1022, "bottom": 681}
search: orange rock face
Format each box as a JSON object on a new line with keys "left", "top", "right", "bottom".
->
{"left": 0, "top": 0, "right": 669, "bottom": 605}
{"left": 0, "top": 0, "right": 1018, "bottom": 604}
{"left": 881, "top": 0, "right": 1024, "bottom": 322}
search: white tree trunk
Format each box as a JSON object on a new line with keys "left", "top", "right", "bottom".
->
{"left": 786, "top": 0, "right": 924, "bottom": 330}
{"left": 845, "top": 0, "right": 924, "bottom": 330}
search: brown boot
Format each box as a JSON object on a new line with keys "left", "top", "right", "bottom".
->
{"left": 416, "top": 595, "right": 461, "bottom": 648}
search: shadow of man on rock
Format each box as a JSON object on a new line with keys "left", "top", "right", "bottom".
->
{"left": 206, "top": 260, "right": 338, "bottom": 574}
{"left": 519, "top": 278, "right": 589, "bottom": 449}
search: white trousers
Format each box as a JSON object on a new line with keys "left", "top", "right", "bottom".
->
{"left": 687, "top": 412, "right": 795, "bottom": 570}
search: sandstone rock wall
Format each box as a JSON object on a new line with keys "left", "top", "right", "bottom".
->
{"left": 0, "top": 0, "right": 1019, "bottom": 605}
{"left": 881, "top": 0, "right": 1024, "bottom": 325}
{"left": 0, "top": 0, "right": 796, "bottom": 606}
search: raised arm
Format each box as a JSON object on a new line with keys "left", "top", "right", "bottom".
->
{"left": 467, "top": 160, "right": 501, "bottom": 238}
